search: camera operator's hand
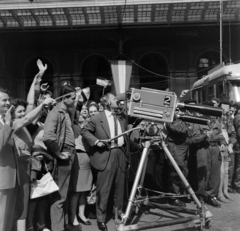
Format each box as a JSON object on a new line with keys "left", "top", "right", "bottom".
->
{"left": 96, "top": 141, "right": 106, "bottom": 148}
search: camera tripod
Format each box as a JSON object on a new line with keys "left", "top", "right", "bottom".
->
{"left": 104, "top": 128, "right": 212, "bottom": 231}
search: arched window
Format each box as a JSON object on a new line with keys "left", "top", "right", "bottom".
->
{"left": 81, "top": 55, "right": 111, "bottom": 102}
{"left": 138, "top": 53, "right": 168, "bottom": 90}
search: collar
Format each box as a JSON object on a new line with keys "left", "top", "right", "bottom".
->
{"left": 105, "top": 110, "right": 113, "bottom": 117}
{"left": 0, "top": 114, "right": 4, "bottom": 125}
{"left": 56, "top": 102, "right": 69, "bottom": 114}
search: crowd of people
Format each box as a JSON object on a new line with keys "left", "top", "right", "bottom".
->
{"left": 0, "top": 60, "right": 240, "bottom": 231}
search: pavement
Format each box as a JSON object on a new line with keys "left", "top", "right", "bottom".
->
{"left": 80, "top": 193, "right": 240, "bottom": 231}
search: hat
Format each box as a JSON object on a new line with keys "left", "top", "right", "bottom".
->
{"left": 211, "top": 97, "right": 220, "bottom": 103}
{"left": 32, "top": 145, "right": 53, "bottom": 160}
{"left": 184, "top": 99, "right": 197, "bottom": 104}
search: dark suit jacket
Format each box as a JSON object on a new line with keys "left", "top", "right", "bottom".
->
{"left": 0, "top": 123, "right": 19, "bottom": 190}
{"left": 81, "top": 111, "right": 130, "bottom": 171}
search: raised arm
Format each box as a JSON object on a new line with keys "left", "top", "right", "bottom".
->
{"left": 26, "top": 59, "right": 47, "bottom": 113}
{"left": 13, "top": 98, "right": 55, "bottom": 131}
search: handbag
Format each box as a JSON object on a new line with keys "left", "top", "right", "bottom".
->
{"left": 86, "top": 184, "right": 96, "bottom": 205}
{"left": 30, "top": 161, "right": 59, "bottom": 199}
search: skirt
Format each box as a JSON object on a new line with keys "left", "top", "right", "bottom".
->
{"left": 71, "top": 152, "right": 93, "bottom": 192}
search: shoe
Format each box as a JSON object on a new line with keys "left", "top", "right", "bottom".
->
{"left": 207, "top": 197, "right": 221, "bottom": 207}
{"left": 228, "top": 188, "right": 236, "bottom": 194}
{"left": 65, "top": 224, "right": 82, "bottom": 231}
{"left": 224, "top": 194, "right": 234, "bottom": 201}
{"left": 97, "top": 222, "right": 108, "bottom": 231}
{"left": 78, "top": 217, "right": 92, "bottom": 225}
{"left": 217, "top": 196, "right": 229, "bottom": 203}
{"left": 169, "top": 199, "right": 186, "bottom": 207}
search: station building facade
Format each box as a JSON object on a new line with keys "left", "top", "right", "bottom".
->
{"left": 0, "top": 0, "right": 239, "bottom": 101}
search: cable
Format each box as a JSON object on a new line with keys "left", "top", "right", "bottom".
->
{"left": 123, "top": 54, "right": 240, "bottom": 80}
{"left": 123, "top": 54, "right": 219, "bottom": 80}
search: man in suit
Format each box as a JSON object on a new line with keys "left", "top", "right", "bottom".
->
{"left": 0, "top": 87, "right": 18, "bottom": 231}
{"left": 81, "top": 93, "right": 135, "bottom": 231}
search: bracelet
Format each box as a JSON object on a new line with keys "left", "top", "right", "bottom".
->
{"left": 28, "top": 103, "right": 34, "bottom": 106}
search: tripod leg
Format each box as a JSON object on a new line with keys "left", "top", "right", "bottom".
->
{"left": 161, "top": 140, "right": 202, "bottom": 208}
{"left": 138, "top": 151, "right": 149, "bottom": 197}
{"left": 122, "top": 140, "right": 151, "bottom": 224}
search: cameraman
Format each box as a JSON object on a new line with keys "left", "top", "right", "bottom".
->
{"left": 165, "top": 108, "right": 190, "bottom": 207}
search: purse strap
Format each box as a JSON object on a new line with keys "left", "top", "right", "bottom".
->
{"left": 43, "top": 159, "right": 49, "bottom": 172}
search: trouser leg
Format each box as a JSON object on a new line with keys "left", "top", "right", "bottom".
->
{"left": 154, "top": 150, "right": 166, "bottom": 192}
{"left": 233, "top": 152, "right": 240, "bottom": 190}
{"left": 217, "top": 160, "right": 224, "bottom": 198}
{"left": 206, "top": 146, "right": 221, "bottom": 197}
{"left": 26, "top": 199, "right": 37, "bottom": 231}
{"left": 96, "top": 151, "right": 116, "bottom": 223}
{"left": 51, "top": 156, "right": 74, "bottom": 231}
{"left": 167, "top": 142, "right": 188, "bottom": 194}
{"left": 228, "top": 152, "right": 235, "bottom": 188}
{"left": 196, "top": 148, "right": 208, "bottom": 197}
{"left": 36, "top": 195, "right": 50, "bottom": 230}
{"left": 113, "top": 149, "right": 126, "bottom": 215}
{"left": 223, "top": 162, "right": 229, "bottom": 195}
{"left": 0, "top": 186, "right": 17, "bottom": 231}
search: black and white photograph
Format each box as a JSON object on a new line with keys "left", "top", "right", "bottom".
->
{"left": 0, "top": 0, "right": 240, "bottom": 231}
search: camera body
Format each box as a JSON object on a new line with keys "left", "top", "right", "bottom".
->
{"left": 127, "top": 88, "right": 178, "bottom": 123}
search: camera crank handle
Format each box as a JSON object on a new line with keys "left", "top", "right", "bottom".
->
{"left": 104, "top": 127, "right": 141, "bottom": 143}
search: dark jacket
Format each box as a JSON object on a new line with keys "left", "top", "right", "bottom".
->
{"left": 81, "top": 111, "right": 139, "bottom": 171}
{"left": 191, "top": 122, "right": 226, "bottom": 148}
{"left": 43, "top": 103, "right": 67, "bottom": 155}
{"left": 166, "top": 119, "right": 189, "bottom": 144}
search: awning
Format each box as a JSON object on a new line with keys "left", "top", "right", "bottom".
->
{"left": 0, "top": 0, "right": 239, "bottom": 29}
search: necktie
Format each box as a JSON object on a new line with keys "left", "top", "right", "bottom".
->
{"left": 113, "top": 113, "right": 118, "bottom": 145}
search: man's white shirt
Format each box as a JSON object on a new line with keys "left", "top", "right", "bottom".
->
{"left": 105, "top": 110, "right": 124, "bottom": 147}
{"left": 0, "top": 114, "right": 4, "bottom": 125}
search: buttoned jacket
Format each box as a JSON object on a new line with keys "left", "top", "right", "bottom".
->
{"left": 0, "top": 122, "right": 19, "bottom": 190}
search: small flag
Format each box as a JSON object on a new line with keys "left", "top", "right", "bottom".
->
{"left": 96, "top": 78, "right": 112, "bottom": 88}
